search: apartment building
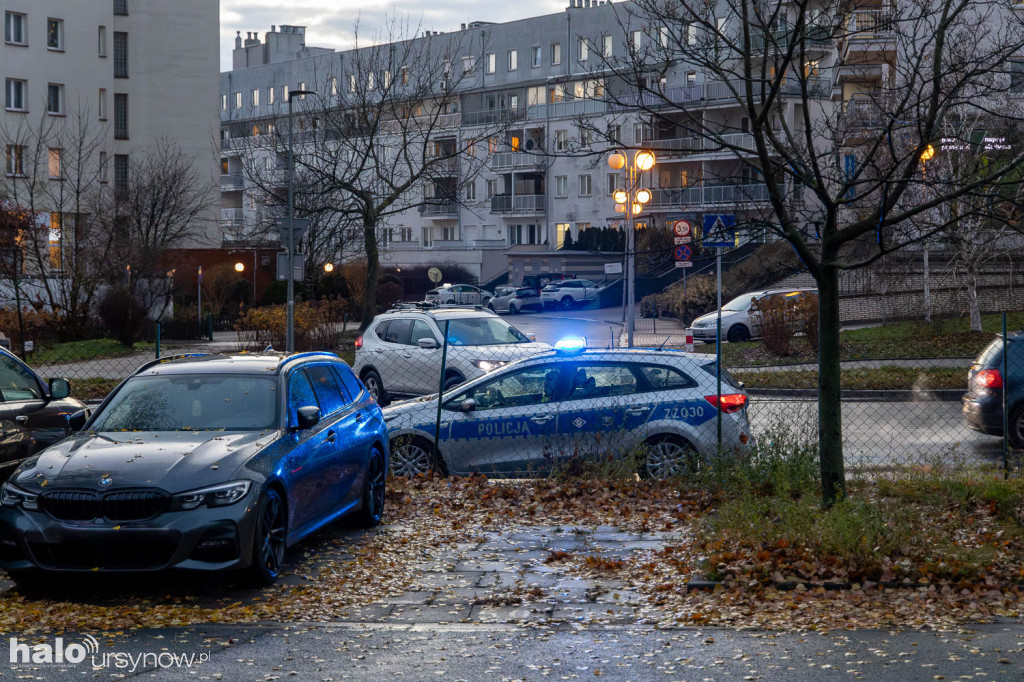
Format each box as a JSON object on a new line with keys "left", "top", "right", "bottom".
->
{"left": 219, "top": 1, "right": 883, "bottom": 285}
{"left": 1, "top": 0, "right": 221, "bottom": 273}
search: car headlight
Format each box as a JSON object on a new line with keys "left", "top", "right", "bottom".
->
{"left": 172, "top": 481, "right": 252, "bottom": 511}
{"left": 472, "top": 360, "right": 507, "bottom": 371}
{"left": 1, "top": 482, "right": 39, "bottom": 510}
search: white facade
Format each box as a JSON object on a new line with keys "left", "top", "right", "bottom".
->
{"left": 1, "top": 0, "right": 221, "bottom": 253}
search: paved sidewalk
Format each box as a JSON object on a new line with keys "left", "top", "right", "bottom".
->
{"left": 618, "top": 316, "right": 693, "bottom": 349}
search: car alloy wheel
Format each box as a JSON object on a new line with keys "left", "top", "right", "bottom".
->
{"left": 362, "top": 370, "right": 387, "bottom": 405}
{"left": 356, "top": 448, "right": 386, "bottom": 527}
{"left": 642, "top": 438, "right": 696, "bottom": 479}
{"left": 561, "top": 295, "right": 575, "bottom": 310}
{"left": 390, "top": 438, "right": 434, "bottom": 477}
{"left": 727, "top": 324, "right": 750, "bottom": 343}
{"left": 250, "top": 488, "right": 287, "bottom": 585}
{"left": 509, "top": 302, "right": 519, "bottom": 314}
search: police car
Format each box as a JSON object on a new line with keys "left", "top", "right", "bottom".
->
{"left": 383, "top": 339, "right": 753, "bottom": 479}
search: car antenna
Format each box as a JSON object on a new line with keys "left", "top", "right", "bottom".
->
{"left": 658, "top": 337, "right": 670, "bottom": 349}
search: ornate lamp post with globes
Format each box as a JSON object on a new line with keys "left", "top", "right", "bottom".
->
{"left": 607, "top": 149, "right": 656, "bottom": 348}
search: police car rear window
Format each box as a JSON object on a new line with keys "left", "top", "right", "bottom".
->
{"left": 638, "top": 365, "right": 698, "bottom": 390}
{"left": 700, "top": 363, "right": 741, "bottom": 389}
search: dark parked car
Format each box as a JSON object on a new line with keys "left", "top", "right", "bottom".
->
{"left": 520, "top": 273, "right": 571, "bottom": 295}
{"left": 0, "top": 346, "right": 87, "bottom": 469}
{"left": 0, "top": 352, "right": 389, "bottom": 587}
{"left": 963, "top": 333, "right": 1024, "bottom": 447}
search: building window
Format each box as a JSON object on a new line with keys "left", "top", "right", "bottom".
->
{"left": 98, "top": 26, "right": 107, "bottom": 56}
{"left": 579, "top": 127, "right": 593, "bottom": 149}
{"left": 113, "top": 32, "right": 128, "bottom": 78}
{"left": 114, "top": 93, "right": 128, "bottom": 139}
{"left": 508, "top": 49, "right": 518, "bottom": 72}
{"left": 99, "top": 89, "right": 108, "bottom": 119}
{"left": 5, "top": 12, "right": 26, "bottom": 45}
{"left": 603, "top": 35, "right": 613, "bottom": 57}
{"left": 219, "top": 93, "right": 226, "bottom": 112}
{"left": 578, "top": 174, "right": 592, "bottom": 197}
{"left": 687, "top": 24, "right": 697, "bottom": 45}
{"left": 5, "top": 79, "right": 26, "bottom": 112}
{"left": 113, "top": 0, "right": 128, "bottom": 16}
{"left": 555, "top": 130, "right": 568, "bottom": 152}
{"left": 251, "top": 89, "right": 259, "bottom": 107}
{"left": 98, "top": 151, "right": 108, "bottom": 183}
{"left": 47, "top": 84, "right": 64, "bottom": 115}
{"left": 442, "top": 225, "right": 459, "bottom": 241}
{"left": 531, "top": 46, "right": 542, "bottom": 68}
{"left": 660, "top": 26, "right": 669, "bottom": 48}
{"left": 400, "top": 67, "right": 409, "bottom": 85}
{"left": 527, "top": 85, "right": 545, "bottom": 107}
{"left": 330, "top": 76, "right": 338, "bottom": 95}
{"left": 298, "top": 82, "right": 307, "bottom": 98}
{"left": 551, "top": 42, "right": 561, "bottom": 65}
{"left": 5, "top": 145, "right": 25, "bottom": 177}
{"left": 548, "top": 83, "right": 564, "bottom": 103}
{"left": 555, "top": 175, "right": 568, "bottom": 198}
{"left": 607, "top": 124, "right": 620, "bottom": 143}
{"left": 283, "top": 85, "right": 289, "bottom": 102}
{"left": 485, "top": 53, "right": 496, "bottom": 74}
{"left": 686, "top": 71, "right": 697, "bottom": 86}
{"left": 48, "top": 214, "right": 62, "bottom": 271}
{"left": 47, "top": 18, "right": 64, "bottom": 50}
{"left": 462, "top": 56, "right": 475, "bottom": 73}
{"left": 234, "top": 92, "right": 242, "bottom": 109}
{"left": 607, "top": 173, "right": 619, "bottom": 195}
{"left": 348, "top": 74, "right": 356, "bottom": 93}
{"left": 113, "top": 154, "right": 129, "bottom": 195}
{"left": 1011, "top": 61, "right": 1024, "bottom": 93}
{"left": 268, "top": 86, "right": 276, "bottom": 104}
{"left": 48, "top": 148, "right": 63, "bottom": 179}
{"left": 486, "top": 179, "right": 498, "bottom": 199}
{"left": 803, "top": 60, "right": 820, "bottom": 78}
{"left": 555, "top": 223, "right": 571, "bottom": 249}
{"left": 465, "top": 181, "right": 476, "bottom": 201}
{"left": 578, "top": 39, "right": 588, "bottom": 61}
{"left": 421, "top": 227, "right": 433, "bottom": 247}
{"left": 630, "top": 30, "right": 642, "bottom": 51}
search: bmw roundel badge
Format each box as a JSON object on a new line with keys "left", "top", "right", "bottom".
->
{"left": 99, "top": 475, "right": 113, "bottom": 487}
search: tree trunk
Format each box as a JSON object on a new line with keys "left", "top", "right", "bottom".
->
{"left": 360, "top": 217, "right": 379, "bottom": 331}
{"left": 966, "top": 258, "right": 982, "bottom": 332}
{"left": 923, "top": 244, "right": 931, "bottom": 324}
{"left": 817, "top": 264, "right": 845, "bottom": 506}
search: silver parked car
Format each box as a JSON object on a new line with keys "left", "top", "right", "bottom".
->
{"left": 487, "top": 286, "right": 544, "bottom": 314}
{"left": 540, "top": 279, "right": 601, "bottom": 309}
{"left": 383, "top": 344, "right": 753, "bottom": 479}
{"left": 425, "top": 284, "right": 493, "bottom": 306}
{"left": 688, "top": 288, "right": 817, "bottom": 344}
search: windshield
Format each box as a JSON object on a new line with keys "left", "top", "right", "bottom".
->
{"left": 722, "top": 293, "right": 759, "bottom": 312}
{"left": 91, "top": 374, "right": 279, "bottom": 431}
{"left": 445, "top": 317, "right": 530, "bottom": 346}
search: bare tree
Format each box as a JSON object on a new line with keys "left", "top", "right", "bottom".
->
{"left": 233, "top": 17, "right": 513, "bottom": 328}
{"left": 93, "top": 140, "right": 215, "bottom": 325}
{"left": 603, "top": 0, "right": 1024, "bottom": 502}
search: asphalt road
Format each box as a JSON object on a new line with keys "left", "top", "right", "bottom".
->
{"left": 499, "top": 307, "right": 625, "bottom": 348}
{"left": 12, "top": 621, "right": 1022, "bottom": 680}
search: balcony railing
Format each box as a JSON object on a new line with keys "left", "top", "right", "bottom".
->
{"left": 649, "top": 183, "right": 771, "bottom": 207}
{"left": 749, "top": 23, "right": 833, "bottom": 51}
{"left": 461, "top": 108, "right": 525, "bottom": 127}
{"left": 220, "top": 173, "right": 244, "bottom": 190}
{"left": 842, "top": 96, "right": 886, "bottom": 131}
{"left": 220, "top": 208, "right": 244, "bottom": 224}
{"left": 846, "top": 10, "right": 894, "bottom": 38}
{"left": 426, "top": 156, "right": 460, "bottom": 174}
{"left": 646, "top": 131, "right": 774, "bottom": 155}
{"left": 622, "top": 76, "right": 831, "bottom": 110}
{"left": 490, "top": 194, "right": 545, "bottom": 213}
{"left": 419, "top": 200, "right": 459, "bottom": 217}
{"left": 526, "top": 98, "right": 609, "bottom": 120}
{"left": 490, "top": 152, "right": 547, "bottom": 171}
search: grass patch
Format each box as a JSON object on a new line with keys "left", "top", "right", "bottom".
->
{"left": 29, "top": 339, "right": 154, "bottom": 365}
{"left": 734, "top": 366, "right": 966, "bottom": 391}
{"left": 717, "top": 311, "right": 1024, "bottom": 367}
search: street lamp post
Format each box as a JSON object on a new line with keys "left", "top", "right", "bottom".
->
{"left": 608, "top": 149, "right": 656, "bottom": 348}
{"left": 286, "top": 89, "right": 316, "bottom": 353}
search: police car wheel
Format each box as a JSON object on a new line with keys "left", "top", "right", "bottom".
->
{"left": 641, "top": 436, "right": 697, "bottom": 479}
{"left": 390, "top": 437, "right": 446, "bottom": 477}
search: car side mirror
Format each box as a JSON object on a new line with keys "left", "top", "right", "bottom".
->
{"left": 295, "top": 405, "right": 321, "bottom": 431}
{"left": 417, "top": 338, "right": 439, "bottom": 349}
{"left": 49, "top": 378, "right": 70, "bottom": 400}
{"left": 523, "top": 331, "right": 537, "bottom": 341}
{"left": 64, "top": 408, "right": 88, "bottom": 436}
{"left": 460, "top": 398, "right": 477, "bottom": 413}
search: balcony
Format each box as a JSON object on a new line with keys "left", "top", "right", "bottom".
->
{"left": 418, "top": 200, "right": 459, "bottom": 218}
{"left": 526, "top": 98, "right": 609, "bottom": 120}
{"left": 621, "top": 77, "right": 831, "bottom": 110}
{"left": 749, "top": 23, "right": 832, "bottom": 52}
{"left": 840, "top": 10, "right": 895, "bottom": 63}
{"left": 461, "top": 108, "right": 525, "bottom": 127}
{"left": 841, "top": 96, "right": 886, "bottom": 133}
{"left": 220, "top": 208, "right": 244, "bottom": 225}
{"left": 648, "top": 183, "right": 771, "bottom": 208}
{"left": 220, "top": 173, "right": 244, "bottom": 190}
{"left": 426, "top": 156, "right": 459, "bottom": 175}
{"left": 490, "top": 194, "right": 545, "bottom": 214}
{"left": 490, "top": 152, "right": 546, "bottom": 171}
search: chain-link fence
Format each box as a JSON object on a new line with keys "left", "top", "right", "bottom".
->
{"left": 354, "top": 308, "right": 1022, "bottom": 479}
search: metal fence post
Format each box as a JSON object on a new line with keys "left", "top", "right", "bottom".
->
{"left": 433, "top": 320, "right": 451, "bottom": 470}
{"left": 155, "top": 322, "right": 161, "bottom": 359}
{"left": 207, "top": 314, "right": 214, "bottom": 341}
{"left": 1003, "top": 311, "right": 1009, "bottom": 479}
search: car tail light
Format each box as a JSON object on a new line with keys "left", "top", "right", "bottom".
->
{"left": 354, "top": 336, "right": 363, "bottom": 350}
{"left": 974, "top": 369, "right": 1002, "bottom": 388}
{"left": 705, "top": 394, "right": 748, "bottom": 414}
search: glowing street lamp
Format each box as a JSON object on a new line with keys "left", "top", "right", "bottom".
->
{"left": 234, "top": 262, "right": 245, "bottom": 272}
{"left": 607, "top": 149, "right": 657, "bottom": 347}
{"left": 323, "top": 262, "right": 335, "bottom": 273}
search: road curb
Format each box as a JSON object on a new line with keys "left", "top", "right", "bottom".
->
{"left": 746, "top": 388, "right": 964, "bottom": 402}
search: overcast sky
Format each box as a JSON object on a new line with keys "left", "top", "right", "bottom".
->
{"left": 220, "top": 1, "right": 567, "bottom": 71}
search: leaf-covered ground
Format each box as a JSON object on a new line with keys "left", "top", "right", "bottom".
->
{"left": 0, "top": 476, "right": 1020, "bottom": 636}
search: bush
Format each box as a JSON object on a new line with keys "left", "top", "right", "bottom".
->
{"left": 97, "top": 287, "right": 151, "bottom": 347}
{"left": 640, "top": 273, "right": 718, "bottom": 323}
{"left": 235, "top": 299, "right": 346, "bottom": 352}
{"left": 795, "top": 292, "right": 819, "bottom": 352}
{"left": 750, "top": 294, "right": 799, "bottom": 356}
{"left": 0, "top": 307, "right": 64, "bottom": 349}
{"left": 377, "top": 273, "right": 404, "bottom": 311}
